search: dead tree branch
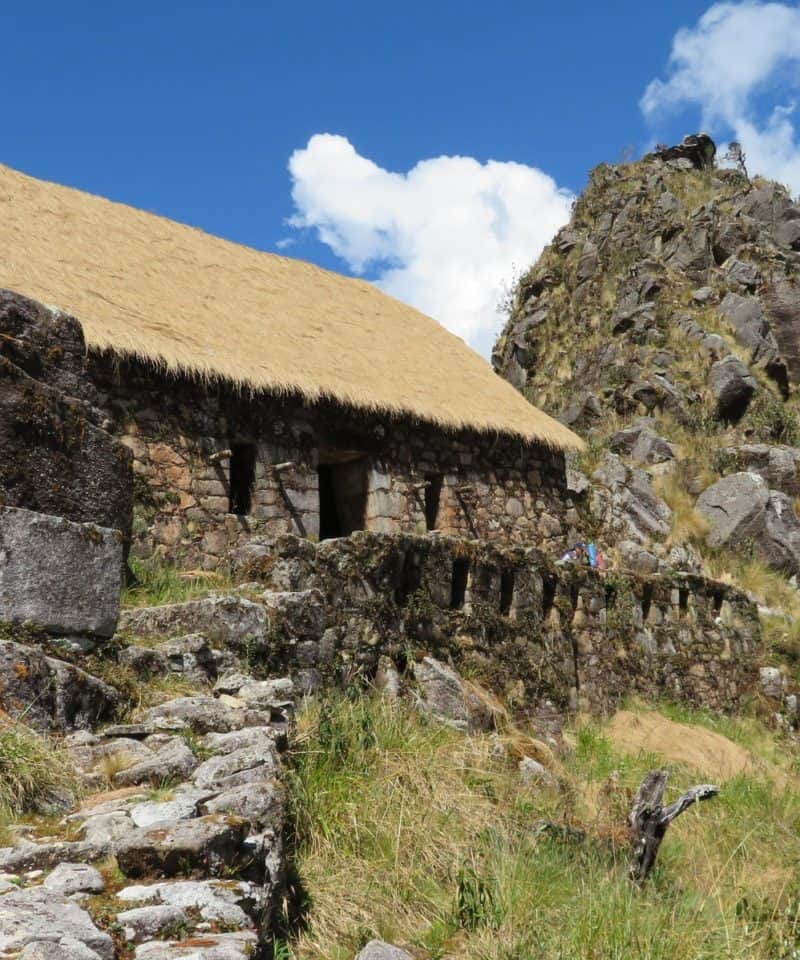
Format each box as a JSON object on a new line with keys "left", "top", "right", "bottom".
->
{"left": 628, "top": 769, "right": 719, "bottom": 883}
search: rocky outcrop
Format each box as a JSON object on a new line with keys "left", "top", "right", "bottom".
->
{"left": 696, "top": 473, "right": 800, "bottom": 575}
{"left": 0, "top": 291, "right": 132, "bottom": 537}
{"left": 718, "top": 444, "right": 800, "bottom": 497}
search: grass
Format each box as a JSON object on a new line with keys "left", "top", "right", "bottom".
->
{"left": 653, "top": 470, "right": 710, "bottom": 548}
{"left": 0, "top": 720, "right": 80, "bottom": 819}
{"left": 123, "top": 555, "right": 231, "bottom": 609}
{"left": 279, "top": 693, "right": 800, "bottom": 960}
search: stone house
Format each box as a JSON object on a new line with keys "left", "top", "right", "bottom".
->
{"left": 0, "top": 163, "right": 583, "bottom": 568}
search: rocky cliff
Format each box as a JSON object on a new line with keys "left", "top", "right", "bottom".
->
{"left": 494, "top": 135, "right": 800, "bottom": 708}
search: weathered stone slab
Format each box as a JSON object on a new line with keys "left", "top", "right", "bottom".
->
{"left": 0, "top": 886, "right": 114, "bottom": 958}
{"left": 143, "top": 697, "right": 247, "bottom": 734}
{"left": 199, "top": 781, "right": 285, "bottom": 830}
{"left": 20, "top": 939, "right": 105, "bottom": 960}
{"left": 0, "top": 507, "right": 122, "bottom": 637}
{"left": 192, "top": 744, "right": 279, "bottom": 792}
{"left": 116, "top": 904, "right": 187, "bottom": 943}
{"left": 133, "top": 932, "right": 257, "bottom": 960}
{"left": 119, "top": 597, "right": 267, "bottom": 653}
{"left": 117, "top": 879, "right": 261, "bottom": 926}
{"left": 0, "top": 839, "right": 109, "bottom": 873}
{"left": 115, "top": 815, "right": 249, "bottom": 879}
{"left": 42, "top": 863, "right": 105, "bottom": 897}
{"left": 113, "top": 738, "right": 197, "bottom": 788}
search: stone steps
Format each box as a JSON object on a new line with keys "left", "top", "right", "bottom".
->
{"left": 0, "top": 669, "right": 293, "bottom": 960}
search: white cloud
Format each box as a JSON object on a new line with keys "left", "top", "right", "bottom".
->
{"left": 287, "top": 134, "right": 573, "bottom": 357}
{"left": 641, "top": 1, "right": 800, "bottom": 192}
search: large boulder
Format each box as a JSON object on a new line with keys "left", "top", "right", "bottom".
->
{"left": 0, "top": 291, "right": 95, "bottom": 404}
{"left": 653, "top": 133, "right": 716, "bottom": 169}
{"left": 609, "top": 418, "right": 676, "bottom": 464}
{"left": 717, "top": 293, "right": 788, "bottom": 394}
{"left": 0, "top": 506, "right": 122, "bottom": 638}
{"left": 709, "top": 355, "right": 756, "bottom": 422}
{"left": 591, "top": 454, "right": 672, "bottom": 543}
{"left": 762, "top": 273, "right": 800, "bottom": 382}
{"left": 696, "top": 473, "right": 769, "bottom": 547}
{"left": 721, "top": 444, "right": 800, "bottom": 496}
{"left": 696, "top": 473, "right": 800, "bottom": 574}
{"left": 762, "top": 491, "right": 800, "bottom": 574}
{"left": 412, "top": 657, "right": 496, "bottom": 732}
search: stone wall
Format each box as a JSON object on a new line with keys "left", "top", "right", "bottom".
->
{"left": 122, "top": 532, "right": 762, "bottom": 716}
{"left": 89, "top": 356, "right": 576, "bottom": 569}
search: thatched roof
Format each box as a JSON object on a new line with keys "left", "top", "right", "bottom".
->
{"left": 0, "top": 163, "right": 583, "bottom": 451}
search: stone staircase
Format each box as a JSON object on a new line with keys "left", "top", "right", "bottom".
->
{"left": 0, "top": 663, "right": 293, "bottom": 959}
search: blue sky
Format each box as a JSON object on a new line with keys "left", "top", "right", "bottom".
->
{"left": 4, "top": 1, "right": 800, "bottom": 354}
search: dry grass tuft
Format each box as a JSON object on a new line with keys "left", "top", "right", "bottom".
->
{"left": 0, "top": 720, "right": 79, "bottom": 816}
{"left": 654, "top": 471, "right": 710, "bottom": 547}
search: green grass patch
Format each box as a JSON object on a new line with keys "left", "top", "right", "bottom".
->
{"left": 123, "top": 555, "right": 231, "bottom": 608}
{"left": 281, "top": 694, "right": 800, "bottom": 959}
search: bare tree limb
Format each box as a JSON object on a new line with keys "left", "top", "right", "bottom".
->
{"left": 628, "top": 769, "right": 719, "bottom": 883}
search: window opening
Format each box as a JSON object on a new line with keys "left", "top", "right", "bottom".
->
{"left": 542, "top": 574, "right": 557, "bottom": 620}
{"left": 641, "top": 583, "right": 653, "bottom": 623}
{"left": 450, "top": 558, "right": 470, "bottom": 610}
{"left": 229, "top": 443, "right": 257, "bottom": 516}
{"left": 424, "top": 474, "right": 444, "bottom": 531}
{"left": 395, "top": 550, "right": 422, "bottom": 607}
{"left": 679, "top": 587, "right": 689, "bottom": 617}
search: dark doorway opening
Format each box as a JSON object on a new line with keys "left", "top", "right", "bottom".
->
{"left": 229, "top": 443, "right": 257, "bottom": 516}
{"left": 641, "top": 583, "right": 653, "bottom": 623}
{"left": 500, "top": 570, "right": 515, "bottom": 616}
{"left": 450, "top": 559, "right": 470, "bottom": 610}
{"left": 318, "top": 452, "right": 368, "bottom": 540}
{"left": 424, "top": 474, "right": 443, "bottom": 531}
{"left": 542, "top": 574, "right": 557, "bottom": 621}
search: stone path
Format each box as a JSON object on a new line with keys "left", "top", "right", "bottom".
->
{"left": 0, "top": 665, "right": 292, "bottom": 960}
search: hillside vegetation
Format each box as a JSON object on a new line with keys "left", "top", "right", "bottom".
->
{"left": 280, "top": 692, "right": 800, "bottom": 960}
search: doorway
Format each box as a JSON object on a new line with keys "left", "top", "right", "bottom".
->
{"left": 318, "top": 451, "right": 368, "bottom": 540}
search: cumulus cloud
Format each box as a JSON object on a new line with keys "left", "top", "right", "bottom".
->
{"left": 286, "top": 134, "right": 573, "bottom": 357}
{"left": 641, "top": 1, "right": 800, "bottom": 191}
